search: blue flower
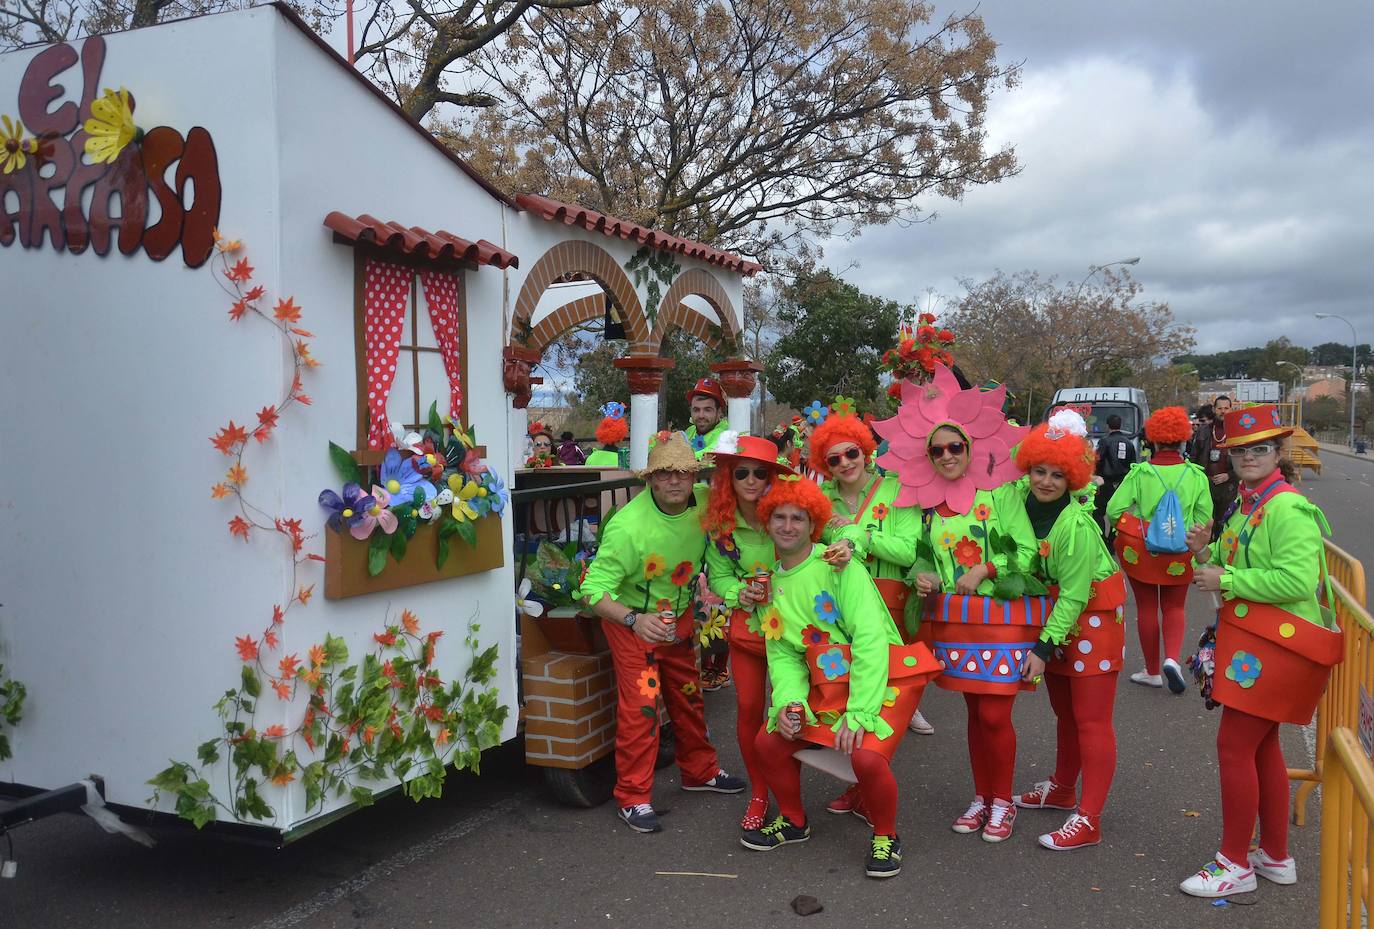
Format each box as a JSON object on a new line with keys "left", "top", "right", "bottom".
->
{"left": 691, "top": 433, "right": 706, "bottom": 452}
{"left": 379, "top": 448, "right": 436, "bottom": 509}
{"left": 1270, "top": 409, "right": 1282, "bottom": 427}
{"left": 1238, "top": 413, "right": 1256, "bottom": 429}
{"left": 601, "top": 401, "right": 626, "bottom": 419}
{"left": 1224, "top": 650, "right": 1262, "bottom": 689}
{"left": 319, "top": 482, "right": 371, "bottom": 532}
{"left": 804, "top": 401, "right": 829, "bottom": 425}
{"left": 813, "top": 591, "right": 841, "bottom": 624}
{"left": 817, "top": 647, "right": 850, "bottom": 681}
{"left": 480, "top": 470, "right": 510, "bottom": 516}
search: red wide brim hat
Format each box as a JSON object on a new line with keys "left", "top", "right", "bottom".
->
{"left": 685, "top": 377, "right": 727, "bottom": 407}
{"left": 1218, "top": 404, "right": 1293, "bottom": 448}
{"left": 708, "top": 434, "right": 795, "bottom": 475}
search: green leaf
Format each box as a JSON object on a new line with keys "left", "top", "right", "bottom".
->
{"left": 328, "top": 441, "right": 363, "bottom": 484}
{"left": 456, "top": 519, "right": 477, "bottom": 548}
{"left": 196, "top": 739, "right": 221, "bottom": 765}
{"left": 324, "top": 633, "right": 349, "bottom": 665}
{"left": 428, "top": 401, "right": 443, "bottom": 436}
{"left": 639, "top": 705, "right": 657, "bottom": 720}
{"left": 993, "top": 573, "right": 1026, "bottom": 600}
{"left": 968, "top": 524, "right": 986, "bottom": 538}
{"left": 438, "top": 518, "right": 459, "bottom": 539}
{"left": 240, "top": 664, "right": 262, "bottom": 698}
{"left": 390, "top": 531, "right": 408, "bottom": 563}
{"left": 368, "top": 544, "right": 387, "bottom": 576}
{"left": 437, "top": 537, "right": 451, "bottom": 569}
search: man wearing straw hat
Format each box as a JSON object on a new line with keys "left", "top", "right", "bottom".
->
{"left": 582, "top": 432, "right": 746, "bottom": 833}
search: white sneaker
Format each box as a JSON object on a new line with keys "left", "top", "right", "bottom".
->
{"left": 1130, "top": 669, "right": 1164, "bottom": 688}
{"left": 1162, "top": 658, "right": 1187, "bottom": 694}
{"left": 1248, "top": 848, "right": 1297, "bottom": 885}
{"left": 908, "top": 710, "right": 934, "bottom": 735}
{"left": 1179, "top": 854, "right": 1257, "bottom": 898}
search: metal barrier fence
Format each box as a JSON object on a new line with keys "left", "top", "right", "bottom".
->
{"left": 1319, "top": 727, "right": 1374, "bottom": 928}
{"left": 1327, "top": 539, "right": 1368, "bottom": 608}
{"left": 1292, "top": 578, "right": 1374, "bottom": 825}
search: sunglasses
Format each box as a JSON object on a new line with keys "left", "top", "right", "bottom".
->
{"left": 1227, "top": 443, "right": 1277, "bottom": 459}
{"left": 532, "top": 439, "right": 551, "bottom": 448}
{"left": 825, "top": 447, "right": 863, "bottom": 468}
{"left": 733, "top": 466, "right": 770, "bottom": 481}
{"left": 928, "top": 441, "right": 968, "bottom": 459}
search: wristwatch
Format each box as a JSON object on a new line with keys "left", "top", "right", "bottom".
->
{"left": 621, "top": 612, "right": 638, "bottom": 629}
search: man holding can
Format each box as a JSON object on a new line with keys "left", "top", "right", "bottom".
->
{"left": 739, "top": 475, "right": 941, "bottom": 878}
{"left": 582, "top": 432, "right": 745, "bottom": 834}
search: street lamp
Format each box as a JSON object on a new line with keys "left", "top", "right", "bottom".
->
{"left": 1315, "top": 313, "right": 1359, "bottom": 448}
{"left": 1074, "top": 257, "right": 1141, "bottom": 299}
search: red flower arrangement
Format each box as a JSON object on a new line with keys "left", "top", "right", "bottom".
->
{"left": 880, "top": 311, "right": 956, "bottom": 396}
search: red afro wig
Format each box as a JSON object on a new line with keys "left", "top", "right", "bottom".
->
{"left": 594, "top": 416, "right": 629, "bottom": 446}
{"left": 807, "top": 415, "right": 876, "bottom": 478}
{"left": 1015, "top": 425, "right": 1095, "bottom": 490}
{"left": 757, "top": 476, "right": 833, "bottom": 543}
{"left": 1145, "top": 406, "right": 1192, "bottom": 446}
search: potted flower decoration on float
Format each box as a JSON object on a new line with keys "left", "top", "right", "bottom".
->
{"left": 321, "top": 403, "right": 508, "bottom": 580}
{"left": 880, "top": 312, "right": 956, "bottom": 405}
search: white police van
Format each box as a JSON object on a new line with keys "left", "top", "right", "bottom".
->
{"left": 1045, "top": 387, "right": 1150, "bottom": 453}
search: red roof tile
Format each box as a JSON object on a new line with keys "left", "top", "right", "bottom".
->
{"left": 514, "top": 193, "right": 763, "bottom": 276}
{"left": 324, "top": 212, "right": 519, "bottom": 270}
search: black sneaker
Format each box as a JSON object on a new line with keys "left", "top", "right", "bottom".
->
{"left": 1163, "top": 659, "right": 1188, "bottom": 695}
{"left": 866, "top": 834, "right": 903, "bottom": 878}
{"left": 740, "top": 814, "right": 810, "bottom": 851}
{"left": 683, "top": 769, "right": 746, "bottom": 793}
{"left": 618, "top": 803, "right": 662, "bottom": 833}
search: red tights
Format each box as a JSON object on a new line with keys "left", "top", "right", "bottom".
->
{"left": 964, "top": 693, "right": 1016, "bottom": 803}
{"left": 1128, "top": 578, "right": 1189, "bottom": 674}
{"left": 1045, "top": 673, "right": 1118, "bottom": 817}
{"left": 1217, "top": 706, "right": 1289, "bottom": 863}
{"left": 728, "top": 640, "right": 769, "bottom": 802}
{"left": 754, "top": 728, "right": 899, "bottom": 835}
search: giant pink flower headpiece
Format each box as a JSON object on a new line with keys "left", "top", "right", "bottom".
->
{"left": 874, "top": 363, "right": 1028, "bottom": 513}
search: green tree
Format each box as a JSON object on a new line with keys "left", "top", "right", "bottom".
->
{"left": 764, "top": 271, "right": 904, "bottom": 414}
{"left": 1248, "top": 338, "right": 1310, "bottom": 383}
{"left": 570, "top": 332, "right": 727, "bottom": 432}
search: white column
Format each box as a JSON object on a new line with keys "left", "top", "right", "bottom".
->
{"left": 629, "top": 392, "right": 659, "bottom": 470}
{"left": 727, "top": 396, "right": 752, "bottom": 436}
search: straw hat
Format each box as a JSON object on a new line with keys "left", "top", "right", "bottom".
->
{"left": 638, "top": 431, "right": 702, "bottom": 478}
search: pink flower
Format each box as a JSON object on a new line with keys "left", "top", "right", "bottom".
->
{"left": 872, "top": 363, "right": 1027, "bottom": 512}
{"left": 350, "top": 485, "right": 398, "bottom": 539}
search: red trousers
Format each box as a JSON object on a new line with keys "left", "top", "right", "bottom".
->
{"left": 1045, "top": 673, "right": 1119, "bottom": 817}
{"left": 603, "top": 620, "right": 720, "bottom": 807}
{"left": 964, "top": 693, "right": 1016, "bottom": 803}
{"left": 1127, "top": 577, "right": 1189, "bottom": 674}
{"left": 754, "top": 727, "right": 899, "bottom": 835}
{"left": 728, "top": 620, "right": 769, "bottom": 802}
{"left": 1217, "top": 706, "right": 1289, "bottom": 863}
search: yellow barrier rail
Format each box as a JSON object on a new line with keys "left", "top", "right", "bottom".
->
{"left": 1326, "top": 538, "right": 1368, "bottom": 608}
{"left": 1319, "top": 727, "right": 1374, "bottom": 928}
{"left": 1291, "top": 579, "right": 1374, "bottom": 826}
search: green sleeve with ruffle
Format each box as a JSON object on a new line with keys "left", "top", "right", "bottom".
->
{"left": 765, "top": 638, "right": 817, "bottom": 731}
{"left": 1105, "top": 467, "right": 1140, "bottom": 522}
{"left": 579, "top": 511, "right": 635, "bottom": 606}
{"left": 1220, "top": 498, "right": 1325, "bottom": 621}
{"left": 836, "top": 563, "right": 898, "bottom": 739}
{"left": 992, "top": 482, "right": 1039, "bottom": 575}
{"left": 705, "top": 538, "right": 745, "bottom": 609}
{"left": 1040, "top": 508, "right": 1096, "bottom": 645}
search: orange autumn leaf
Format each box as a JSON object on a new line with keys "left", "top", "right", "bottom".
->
{"left": 263, "top": 724, "right": 287, "bottom": 739}
{"left": 273, "top": 297, "right": 301, "bottom": 323}
{"left": 374, "top": 630, "right": 397, "bottom": 646}
{"left": 270, "top": 770, "right": 296, "bottom": 786}
{"left": 301, "top": 667, "right": 321, "bottom": 687}
{"left": 226, "top": 257, "right": 254, "bottom": 281}
{"left": 271, "top": 679, "right": 292, "bottom": 700}
{"left": 434, "top": 728, "right": 451, "bottom": 747}
{"left": 295, "top": 394, "right": 313, "bottom": 405}
{"left": 263, "top": 629, "right": 278, "bottom": 649}
{"left": 211, "top": 421, "right": 249, "bottom": 455}
{"left": 228, "top": 516, "right": 251, "bottom": 540}
{"left": 308, "top": 643, "right": 326, "bottom": 667}
{"left": 226, "top": 463, "right": 248, "bottom": 485}
{"left": 278, "top": 653, "right": 299, "bottom": 676}
{"left": 256, "top": 405, "right": 279, "bottom": 432}
{"left": 244, "top": 285, "right": 265, "bottom": 302}
{"left": 271, "top": 604, "right": 284, "bottom": 625}
{"left": 298, "top": 584, "right": 314, "bottom": 606}
{"left": 289, "top": 327, "right": 314, "bottom": 337}
{"left": 400, "top": 610, "right": 420, "bottom": 635}
{"left": 211, "top": 483, "right": 230, "bottom": 499}
{"left": 235, "top": 634, "right": 259, "bottom": 661}
{"left": 362, "top": 725, "right": 378, "bottom": 745}
{"left": 228, "top": 299, "right": 248, "bottom": 321}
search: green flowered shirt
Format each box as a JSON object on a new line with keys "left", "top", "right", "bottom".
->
{"left": 913, "top": 485, "right": 1038, "bottom": 596}
{"left": 820, "top": 473, "right": 922, "bottom": 582}
{"left": 763, "top": 546, "right": 903, "bottom": 740}
{"left": 580, "top": 485, "right": 710, "bottom": 617}
{"left": 1207, "top": 489, "right": 1331, "bottom": 627}
{"left": 704, "top": 509, "right": 775, "bottom": 633}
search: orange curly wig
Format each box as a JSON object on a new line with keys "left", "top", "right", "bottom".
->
{"left": 701, "top": 467, "right": 743, "bottom": 539}
{"left": 1015, "top": 425, "right": 1095, "bottom": 490}
{"left": 757, "top": 477, "right": 833, "bottom": 543}
{"left": 594, "top": 416, "right": 629, "bottom": 446}
{"left": 1145, "top": 406, "right": 1192, "bottom": 445}
{"left": 807, "top": 415, "right": 876, "bottom": 478}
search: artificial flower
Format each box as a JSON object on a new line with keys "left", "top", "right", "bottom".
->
{"left": 461, "top": 448, "right": 488, "bottom": 477}
{"left": 681, "top": 680, "right": 700, "bottom": 696}
{"left": 83, "top": 88, "right": 139, "bottom": 164}
{"left": 938, "top": 531, "right": 956, "bottom": 549}
{"left": 882, "top": 686, "right": 900, "bottom": 708}
{"left": 1, "top": 115, "right": 36, "bottom": 174}
{"left": 972, "top": 503, "right": 992, "bottom": 521}
{"left": 515, "top": 578, "right": 545, "bottom": 617}
{"left": 235, "top": 635, "right": 259, "bottom": 661}
{"left": 953, "top": 537, "right": 984, "bottom": 568}
{"left": 831, "top": 395, "right": 856, "bottom": 417}
{"left": 480, "top": 471, "right": 509, "bottom": 516}
{"left": 813, "top": 591, "right": 840, "bottom": 624}
{"left": 637, "top": 667, "right": 661, "bottom": 700}
{"left": 800, "top": 624, "right": 831, "bottom": 646}
{"left": 446, "top": 475, "right": 481, "bottom": 523}
{"left": 319, "top": 483, "right": 370, "bottom": 533}
{"left": 817, "top": 647, "right": 850, "bottom": 681}
{"left": 390, "top": 423, "right": 425, "bottom": 454}
{"left": 408, "top": 437, "right": 448, "bottom": 481}
{"left": 670, "top": 561, "right": 695, "bottom": 586}
{"left": 401, "top": 610, "right": 421, "bottom": 634}
{"left": 1225, "top": 651, "right": 1262, "bottom": 688}
{"left": 759, "top": 608, "right": 785, "bottom": 640}
{"left": 690, "top": 433, "right": 706, "bottom": 453}
{"left": 804, "top": 400, "right": 829, "bottom": 425}
{"left": 871, "top": 503, "right": 890, "bottom": 521}
{"left": 380, "top": 448, "right": 436, "bottom": 510}
{"left": 1038, "top": 539, "right": 1052, "bottom": 558}
{"left": 350, "top": 486, "right": 398, "bottom": 538}
{"left": 698, "top": 612, "right": 726, "bottom": 646}
{"left": 644, "top": 553, "right": 666, "bottom": 580}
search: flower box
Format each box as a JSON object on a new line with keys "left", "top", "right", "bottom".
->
{"left": 324, "top": 517, "right": 504, "bottom": 600}
{"left": 521, "top": 607, "right": 607, "bottom": 656}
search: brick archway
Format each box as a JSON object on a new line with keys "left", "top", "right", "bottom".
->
{"left": 511, "top": 240, "right": 652, "bottom": 353}
{"left": 648, "top": 267, "right": 739, "bottom": 352}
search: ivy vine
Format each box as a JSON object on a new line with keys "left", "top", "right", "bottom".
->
{"left": 625, "top": 246, "right": 680, "bottom": 323}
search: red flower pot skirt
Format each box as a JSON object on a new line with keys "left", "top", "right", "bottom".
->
{"left": 1114, "top": 515, "right": 1194, "bottom": 585}
{"left": 923, "top": 593, "right": 1051, "bottom": 695}
{"left": 1211, "top": 599, "right": 1342, "bottom": 725}
{"left": 1046, "top": 571, "right": 1128, "bottom": 677}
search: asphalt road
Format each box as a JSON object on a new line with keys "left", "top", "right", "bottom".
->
{"left": 3, "top": 452, "right": 1369, "bottom": 929}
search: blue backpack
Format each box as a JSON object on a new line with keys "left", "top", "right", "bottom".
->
{"left": 1143, "top": 465, "right": 1190, "bottom": 554}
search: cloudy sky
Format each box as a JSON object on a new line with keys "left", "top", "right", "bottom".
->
{"left": 821, "top": 0, "right": 1374, "bottom": 353}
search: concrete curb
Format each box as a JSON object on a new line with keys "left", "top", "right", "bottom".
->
{"left": 1317, "top": 443, "right": 1371, "bottom": 463}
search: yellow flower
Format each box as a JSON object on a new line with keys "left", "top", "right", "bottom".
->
{"left": 83, "top": 87, "right": 139, "bottom": 164}
{"left": 1, "top": 115, "right": 32, "bottom": 175}
{"left": 939, "top": 531, "right": 957, "bottom": 549}
{"left": 450, "top": 478, "right": 480, "bottom": 522}
{"left": 681, "top": 680, "right": 700, "bottom": 696}
{"left": 697, "top": 612, "right": 726, "bottom": 647}
{"left": 760, "top": 608, "right": 785, "bottom": 641}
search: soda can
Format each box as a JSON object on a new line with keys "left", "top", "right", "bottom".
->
{"left": 785, "top": 701, "right": 804, "bottom": 731}
{"left": 659, "top": 609, "right": 677, "bottom": 641}
{"left": 752, "top": 568, "right": 772, "bottom": 604}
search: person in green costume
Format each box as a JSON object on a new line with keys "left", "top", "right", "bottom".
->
{"left": 684, "top": 377, "right": 731, "bottom": 458}
{"left": 738, "top": 474, "right": 939, "bottom": 879}
{"left": 585, "top": 402, "right": 629, "bottom": 468}
{"left": 1008, "top": 410, "right": 1130, "bottom": 851}
{"left": 1179, "top": 404, "right": 1341, "bottom": 898}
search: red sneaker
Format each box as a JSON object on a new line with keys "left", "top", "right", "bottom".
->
{"left": 1038, "top": 812, "right": 1101, "bottom": 850}
{"left": 827, "top": 784, "right": 862, "bottom": 815}
{"left": 951, "top": 797, "right": 989, "bottom": 834}
{"left": 1014, "top": 779, "right": 1077, "bottom": 811}
{"left": 740, "top": 796, "right": 769, "bottom": 831}
{"left": 981, "top": 801, "right": 1016, "bottom": 843}
{"left": 851, "top": 796, "right": 873, "bottom": 827}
